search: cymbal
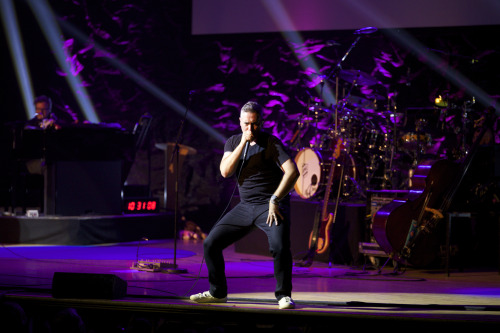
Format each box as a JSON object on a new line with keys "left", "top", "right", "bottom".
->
{"left": 339, "top": 69, "right": 378, "bottom": 86}
{"left": 344, "top": 95, "right": 376, "bottom": 109}
{"left": 301, "top": 116, "right": 318, "bottom": 123}
{"left": 308, "top": 105, "right": 331, "bottom": 113}
{"left": 377, "top": 111, "right": 405, "bottom": 124}
{"left": 301, "top": 70, "right": 335, "bottom": 88}
{"left": 364, "top": 93, "right": 386, "bottom": 101}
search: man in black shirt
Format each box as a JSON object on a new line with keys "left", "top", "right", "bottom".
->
{"left": 190, "top": 101, "right": 300, "bottom": 309}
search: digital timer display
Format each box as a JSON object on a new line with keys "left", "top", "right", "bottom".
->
{"left": 124, "top": 198, "right": 159, "bottom": 213}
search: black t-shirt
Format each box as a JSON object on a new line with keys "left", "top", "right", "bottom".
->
{"left": 224, "top": 132, "right": 291, "bottom": 204}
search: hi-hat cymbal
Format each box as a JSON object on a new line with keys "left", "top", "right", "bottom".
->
{"left": 339, "top": 69, "right": 378, "bottom": 86}
{"left": 345, "top": 95, "right": 376, "bottom": 109}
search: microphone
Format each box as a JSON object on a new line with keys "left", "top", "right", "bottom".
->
{"left": 242, "top": 141, "right": 250, "bottom": 161}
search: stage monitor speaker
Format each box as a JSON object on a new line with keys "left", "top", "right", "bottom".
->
{"left": 52, "top": 272, "right": 127, "bottom": 299}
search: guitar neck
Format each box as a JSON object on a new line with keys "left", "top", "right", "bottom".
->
{"left": 321, "top": 138, "right": 343, "bottom": 221}
{"left": 321, "top": 161, "right": 335, "bottom": 220}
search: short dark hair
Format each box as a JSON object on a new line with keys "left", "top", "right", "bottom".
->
{"left": 34, "top": 95, "right": 52, "bottom": 110}
{"left": 240, "top": 101, "right": 262, "bottom": 123}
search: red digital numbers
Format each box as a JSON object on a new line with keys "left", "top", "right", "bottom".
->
{"left": 146, "top": 200, "right": 157, "bottom": 210}
{"left": 126, "top": 200, "right": 158, "bottom": 213}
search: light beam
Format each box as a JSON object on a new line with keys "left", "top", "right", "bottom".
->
{"left": 57, "top": 18, "right": 227, "bottom": 144}
{"left": 27, "top": 0, "right": 100, "bottom": 123}
{"left": 260, "top": 0, "right": 338, "bottom": 107}
{"left": 0, "top": 0, "right": 35, "bottom": 119}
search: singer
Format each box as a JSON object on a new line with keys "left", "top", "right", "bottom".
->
{"left": 190, "top": 101, "right": 300, "bottom": 309}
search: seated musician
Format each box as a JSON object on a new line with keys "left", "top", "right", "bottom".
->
{"left": 25, "top": 95, "right": 61, "bottom": 130}
{"left": 25, "top": 95, "right": 80, "bottom": 130}
{"left": 24, "top": 95, "right": 78, "bottom": 174}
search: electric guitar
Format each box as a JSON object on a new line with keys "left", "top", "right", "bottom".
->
{"left": 309, "top": 137, "right": 343, "bottom": 253}
{"left": 297, "top": 137, "right": 343, "bottom": 266}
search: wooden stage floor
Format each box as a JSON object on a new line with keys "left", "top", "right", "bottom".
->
{"left": 1, "top": 239, "right": 500, "bottom": 332}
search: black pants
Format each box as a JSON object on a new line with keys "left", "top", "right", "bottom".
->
{"left": 203, "top": 201, "right": 292, "bottom": 300}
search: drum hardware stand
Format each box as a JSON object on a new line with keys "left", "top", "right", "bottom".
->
{"left": 365, "top": 154, "right": 382, "bottom": 189}
{"left": 381, "top": 95, "right": 399, "bottom": 189}
{"left": 291, "top": 114, "right": 306, "bottom": 151}
{"left": 459, "top": 98, "right": 474, "bottom": 158}
{"left": 322, "top": 25, "right": 372, "bottom": 167}
{"left": 381, "top": 141, "right": 394, "bottom": 189}
{"left": 325, "top": 26, "right": 374, "bottom": 84}
{"left": 304, "top": 96, "right": 328, "bottom": 150}
{"left": 346, "top": 174, "right": 365, "bottom": 200}
{"left": 325, "top": 25, "right": 377, "bottom": 119}
{"left": 339, "top": 142, "right": 365, "bottom": 200}
{"left": 332, "top": 91, "right": 367, "bottom": 199}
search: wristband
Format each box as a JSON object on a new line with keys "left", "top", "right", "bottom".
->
{"left": 270, "top": 195, "right": 280, "bottom": 205}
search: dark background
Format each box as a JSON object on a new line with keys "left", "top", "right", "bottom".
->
{"left": 2, "top": 1, "right": 500, "bottom": 230}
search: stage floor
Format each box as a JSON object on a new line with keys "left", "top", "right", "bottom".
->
{"left": 1, "top": 239, "right": 500, "bottom": 332}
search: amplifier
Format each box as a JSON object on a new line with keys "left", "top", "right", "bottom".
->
{"left": 366, "top": 189, "right": 409, "bottom": 222}
{"left": 362, "top": 190, "right": 409, "bottom": 264}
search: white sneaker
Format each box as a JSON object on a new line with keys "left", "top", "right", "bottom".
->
{"left": 278, "top": 296, "right": 295, "bottom": 309}
{"left": 189, "top": 291, "right": 227, "bottom": 303}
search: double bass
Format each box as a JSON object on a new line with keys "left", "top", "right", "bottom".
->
{"left": 372, "top": 126, "right": 488, "bottom": 267}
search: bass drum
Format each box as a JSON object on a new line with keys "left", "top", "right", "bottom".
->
{"left": 294, "top": 147, "right": 360, "bottom": 200}
{"left": 294, "top": 148, "right": 324, "bottom": 199}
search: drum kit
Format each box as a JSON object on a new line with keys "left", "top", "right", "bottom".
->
{"left": 291, "top": 81, "right": 485, "bottom": 203}
{"left": 293, "top": 72, "right": 384, "bottom": 201}
{"left": 292, "top": 69, "right": 443, "bottom": 202}
{"left": 290, "top": 26, "right": 482, "bottom": 203}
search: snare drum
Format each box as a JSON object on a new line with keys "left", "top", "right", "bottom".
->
{"left": 294, "top": 148, "right": 324, "bottom": 199}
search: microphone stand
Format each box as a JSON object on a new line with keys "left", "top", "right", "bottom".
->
{"left": 325, "top": 29, "right": 364, "bottom": 135}
{"left": 164, "top": 92, "right": 192, "bottom": 274}
{"left": 326, "top": 26, "right": 377, "bottom": 84}
{"left": 324, "top": 27, "right": 376, "bottom": 260}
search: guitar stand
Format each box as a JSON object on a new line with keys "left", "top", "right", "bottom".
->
{"left": 295, "top": 251, "right": 315, "bottom": 267}
{"left": 327, "top": 153, "right": 349, "bottom": 267}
